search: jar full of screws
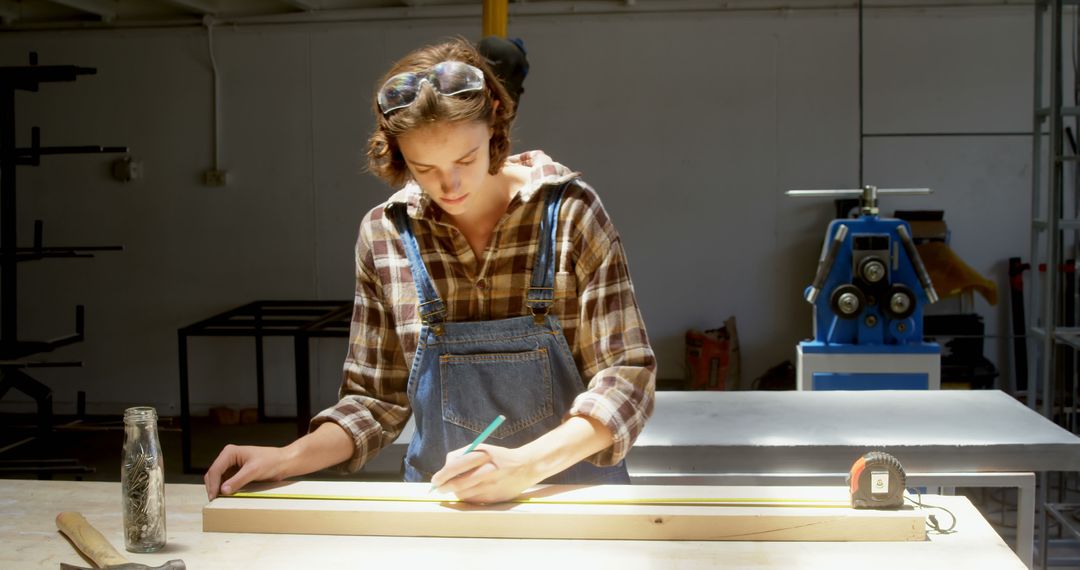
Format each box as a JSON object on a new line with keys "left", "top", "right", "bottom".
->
{"left": 121, "top": 406, "right": 166, "bottom": 552}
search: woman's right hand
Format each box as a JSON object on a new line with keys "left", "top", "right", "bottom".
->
{"left": 204, "top": 444, "right": 291, "bottom": 501}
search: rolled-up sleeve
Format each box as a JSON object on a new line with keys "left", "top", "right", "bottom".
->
{"left": 308, "top": 211, "right": 411, "bottom": 473}
{"left": 566, "top": 190, "right": 656, "bottom": 466}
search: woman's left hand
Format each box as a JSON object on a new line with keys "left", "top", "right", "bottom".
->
{"left": 430, "top": 444, "right": 538, "bottom": 503}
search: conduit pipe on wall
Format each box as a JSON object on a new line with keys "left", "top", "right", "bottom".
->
{"left": 483, "top": 0, "right": 509, "bottom": 37}
{"left": 202, "top": 16, "right": 227, "bottom": 186}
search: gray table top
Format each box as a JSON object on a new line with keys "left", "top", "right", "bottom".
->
{"left": 376, "top": 390, "right": 1080, "bottom": 475}
{"left": 628, "top": 390, "right": 1080, "bottom": 474}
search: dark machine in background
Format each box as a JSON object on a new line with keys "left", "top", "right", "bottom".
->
{"left": 894, "top": 210, "right": 1000, "bottom": 391}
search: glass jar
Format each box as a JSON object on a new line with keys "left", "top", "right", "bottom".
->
{"left": 121, "top": 406, "right": 166, "bottom": 552}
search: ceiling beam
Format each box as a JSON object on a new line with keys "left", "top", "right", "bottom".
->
{"left": 0, "top": 0, "right": 20, "bottom": 24}
{"left": 157, "top": 0, "right": 217, "bottom": 15}
{"left": 45, "top": 0, "right": 117, "bottom": 21}
{"left": 279, "top": 0, "right": 318, "bottom": 11}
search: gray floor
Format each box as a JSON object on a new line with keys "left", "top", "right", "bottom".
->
{"left": 4, "top": 413, "right": 1080, "bottom": 568}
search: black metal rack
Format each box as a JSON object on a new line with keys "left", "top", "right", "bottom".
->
{"left": 177, "top": 300, "right": 352, "bottom": 473}
{"left": 0, "top": 53, "right": 126, "bottom": 440}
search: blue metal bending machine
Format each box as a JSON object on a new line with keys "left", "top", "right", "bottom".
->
{"left": 789, "top": 186, "right": 941, "bottom": 390}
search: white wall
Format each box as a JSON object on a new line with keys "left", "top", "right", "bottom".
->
{"left": 0, "top": 4, "right": 1033, "bottom": 416}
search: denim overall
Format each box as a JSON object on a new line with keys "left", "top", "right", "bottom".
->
{"left": 390, "top": 183, "right": 630, "bottom": 484}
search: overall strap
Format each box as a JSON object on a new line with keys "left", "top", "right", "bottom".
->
{"left": 525, "top": 182, "right": 570, "bottom": 324}
{"left": 389, "top": 205, "right": 447, "bottom": 335}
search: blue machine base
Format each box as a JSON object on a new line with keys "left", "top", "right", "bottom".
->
{"left": 799, "top": 341, "right": 940, "bottom": 355}
{"left": 812, "top": 372, "right": 930, "bottom": 390}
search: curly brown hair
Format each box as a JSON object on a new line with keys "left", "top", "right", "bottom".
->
{"left": 366, "top": 38, "right": 516, "bottom": 189}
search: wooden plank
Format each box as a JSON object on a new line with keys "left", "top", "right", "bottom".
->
{"left": 203, "top": 482, "right": 926, "bottom": 542}
{"left": 223, "top": 480, "right": 859, "bottom": 506}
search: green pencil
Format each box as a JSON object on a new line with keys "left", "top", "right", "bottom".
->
{"left": 429, "top": 414, "right": 506, "bottom": 492}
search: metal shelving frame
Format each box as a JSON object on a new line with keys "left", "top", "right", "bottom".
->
{"left": 1030, "top": 0, "right": 1080, "bottom": 566}
{"left": 0, "top": 55, "right": 126, "bottom": 477}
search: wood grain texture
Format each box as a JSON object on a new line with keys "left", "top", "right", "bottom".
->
{"left": 203, "top": 482, "right": 926, "bottom": 541}
{"left": 55, "top": 511, "right": 130, "bottom": 566}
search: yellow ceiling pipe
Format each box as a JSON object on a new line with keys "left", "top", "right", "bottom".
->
{"left": 482, "top": 0, "right": 508, "bottom": 38}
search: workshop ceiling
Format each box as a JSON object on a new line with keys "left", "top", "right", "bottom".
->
{"left": 0, "top": 0, "right": 1016, "bottom": 31}
{"left": 0, "top": 0, "right": 554, "bottom": 28}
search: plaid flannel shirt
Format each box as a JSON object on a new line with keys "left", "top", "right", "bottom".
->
{"left": 310, "top": 150, "right": 656, "bottom": 473}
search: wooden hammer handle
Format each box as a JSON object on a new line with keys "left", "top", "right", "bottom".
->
{"left": 56, "top": 511, "right": 130, "bottom": 567}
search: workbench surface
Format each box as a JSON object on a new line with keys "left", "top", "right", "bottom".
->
{"left": 363, "top": 389, "right": 1080, "bottom": 476}
{"left": 627, "top": 389, "right": 1080, "bottom": 474}
{"left": 1, "top": 479, "right": 1024, "bottom": 569}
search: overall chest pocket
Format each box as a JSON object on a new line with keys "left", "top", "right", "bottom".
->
{"left": 439, "top": 348, "right": 555, "bottom": 439}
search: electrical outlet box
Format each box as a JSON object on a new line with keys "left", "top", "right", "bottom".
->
{"left": 203, "top": 169, "right": 229, "bottom": 187}
{"left": 111, "top": 156, "right": 142, "bottom": 182}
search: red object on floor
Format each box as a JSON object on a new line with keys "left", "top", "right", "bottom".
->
{"left": 685, "top": 329, "right": 730, "bottom": 390}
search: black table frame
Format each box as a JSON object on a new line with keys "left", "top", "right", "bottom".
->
{"left": 178, "top": 300, "right": 351, "bottom": 473}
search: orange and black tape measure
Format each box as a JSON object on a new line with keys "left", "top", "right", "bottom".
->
{"left": 848, "top": 451, "right": 906, "bottom": 509}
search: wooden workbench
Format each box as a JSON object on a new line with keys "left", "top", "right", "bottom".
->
{"left": 1, "top": 479, "right": 1024, "bottom": 569}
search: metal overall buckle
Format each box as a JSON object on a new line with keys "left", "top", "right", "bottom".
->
{"left": 531, "top": 306, "right": 548, "bottom": 325}
{"left": 420, "top": 300, "right": 447, "bottom": 336}
{"left": 527, "top": 287, "right": 554, "bottom": 325}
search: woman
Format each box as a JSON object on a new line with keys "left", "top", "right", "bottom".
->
{"left": 204, "top": 38, "right": 655, "bottom": 504}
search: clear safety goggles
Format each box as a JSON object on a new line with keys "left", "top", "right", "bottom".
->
{"left": 377, "top": 61, "right": 486, "bottom": 115}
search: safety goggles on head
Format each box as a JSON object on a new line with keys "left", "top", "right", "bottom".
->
{"left": 377, "top": 61, "right": 486, "bottom": 115}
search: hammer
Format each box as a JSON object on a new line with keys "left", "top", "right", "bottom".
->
{"left": 56, "top": 512, "right": 185, "bottom": 570}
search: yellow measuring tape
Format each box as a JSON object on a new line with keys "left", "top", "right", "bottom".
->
{"left": 230, "top": 492, "right": 850, "bottom": 509}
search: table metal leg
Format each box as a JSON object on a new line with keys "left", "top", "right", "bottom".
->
{"left": 294, "top": 334, "right": 311, "bottom": 438}
{"left": 255, "top": 333, "right": 265, "bottom": 422}
{"left": 178, "top": 331, "right": 192, "bottom": 474}
{"left": 255, "top": 307, "right": 265, "bottom": 422}
{"left": 1040, "top": 471, "right": 1049, "bottom": 570}
{"left": 1018, "top": 473, "right": 1036, "bottom": 569}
